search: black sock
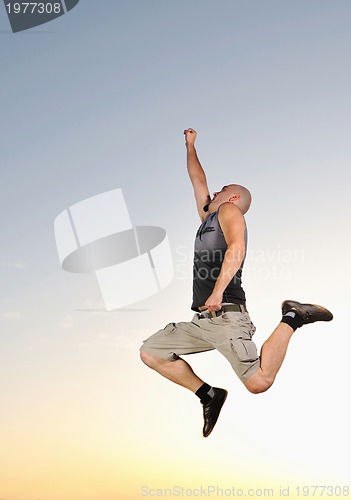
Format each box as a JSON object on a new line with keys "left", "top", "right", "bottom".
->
{"left": 195, "top": 383, "right": 215, "bottom": 404}
{"left": 281, "top": 311, "right": 304, "bottom": 330}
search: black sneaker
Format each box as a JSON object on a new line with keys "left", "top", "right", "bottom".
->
{"left": 282, "top": 300, "right": 333, "bottom": 324}
{"left": 202, "top": 388, "right": 228, "bottom": 438}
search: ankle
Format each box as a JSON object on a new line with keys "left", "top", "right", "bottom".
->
{"left": 195, "top": 383, "right": 215, "bottom": 404}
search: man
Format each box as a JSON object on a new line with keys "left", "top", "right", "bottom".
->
{"left": 140, "top": 128, "right": 333, "bottom": 438}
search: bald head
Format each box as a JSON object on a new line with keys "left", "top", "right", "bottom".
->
{"left": 207, "top": 183, "right": 252, "bottom": 215}
{"left": 227, "top": 184, "right": 252, "bottom": 214}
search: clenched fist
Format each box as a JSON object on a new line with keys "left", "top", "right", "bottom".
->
{"left": 184, "top": 128, "right": 197, "bottom": 146}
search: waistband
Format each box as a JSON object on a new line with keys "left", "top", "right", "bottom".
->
{"left": 199, "top": 303, "right": 247, "bottom": 319}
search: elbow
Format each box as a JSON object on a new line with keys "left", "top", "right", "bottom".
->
{"left": 227, "top": 244, "right": 246, "bottom": 260}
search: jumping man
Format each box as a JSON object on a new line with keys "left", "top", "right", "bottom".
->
{"left": 140, "top": 128, "right": 333, "bottom": 437}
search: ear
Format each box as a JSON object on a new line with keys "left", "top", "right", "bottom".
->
{"left": 228, "top": 194, "right": 240, "bottom": 203}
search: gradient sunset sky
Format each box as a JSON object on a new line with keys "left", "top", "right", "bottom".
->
{"left": 1, "top": 1, "right": 350, "bottom": 499}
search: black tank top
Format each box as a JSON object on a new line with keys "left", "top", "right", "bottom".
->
{"left": 191, "top": 211, "right": 247, "bottom": 311}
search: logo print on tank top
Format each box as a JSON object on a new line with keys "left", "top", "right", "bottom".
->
{"left": 196, "top": 226, "right": 215, "bottom": 241}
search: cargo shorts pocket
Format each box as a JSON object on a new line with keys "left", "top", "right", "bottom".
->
{"left": 221, "top": 312, "right": 256, "bottom": 338}
{"left": 237, "top": 318, "right": 256, "bottom": 339}
{"left": 142, "top": 322, "right": 176, "bottom": 343}
{"left": 230, "top": 337, "right": 259, "bottom": 363}
{"left": 164, "top": 322, "right": 176, "bottom": 333}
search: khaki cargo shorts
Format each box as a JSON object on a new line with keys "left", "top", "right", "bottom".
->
{"left": 140, "top": 311, "right": 260, "bottom": 382}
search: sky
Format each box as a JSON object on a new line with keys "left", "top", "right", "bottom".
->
{"left": 1, "top": 1, "right": 351, "bottom": 499}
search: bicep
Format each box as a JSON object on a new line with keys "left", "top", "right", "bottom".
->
{"left": 218, "top": 204, "right": 246, "bottom": 247}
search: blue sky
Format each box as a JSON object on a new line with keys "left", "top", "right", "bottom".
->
{"left": 1, "top": 1, "right": 351, "bottom": 499}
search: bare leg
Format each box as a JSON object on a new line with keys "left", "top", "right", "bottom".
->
{"left": 244, "top": 322, "right": 294, "bottom": 394}
{"left": 140, "top": 351, "right": 205, "bottom": 393}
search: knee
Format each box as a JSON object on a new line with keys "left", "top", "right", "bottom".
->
{"left": 244, "top": 374, "right": 274, "bottom": 394}
{"left": 140, "top": 350, "right": 164, "bottom": 369}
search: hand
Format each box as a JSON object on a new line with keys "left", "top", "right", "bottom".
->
{"left": 184, "top": 128, "right": 197, "bottom": 147}
{"left": 205, "top": 290, "right": 223, "bottom": 312}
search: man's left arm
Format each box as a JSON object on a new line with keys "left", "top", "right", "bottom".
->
{"left": 205, "top": 203, "right": 246, "bottom": 312}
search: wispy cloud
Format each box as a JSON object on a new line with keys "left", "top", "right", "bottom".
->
{"left": 61, "top": 314, "right": 74, "bottom": 328}
{"left": 2, "top": 261, "right": 25, "bottom": 269}
{"left": 98, "top": 330, "right": 138, "bottom": 348}
{"left": 77, "top": 330, "right": 138, "bottom": 349}
{"left": 0, "top": 311, "right": 21, "bottom": 320}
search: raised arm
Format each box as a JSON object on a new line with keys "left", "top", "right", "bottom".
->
{"left": 184, "top": 128, "right": 211, "bottom": 221}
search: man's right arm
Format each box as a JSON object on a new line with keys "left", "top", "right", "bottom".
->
{"left": 184, "top": 128, "right": 211, "bottom": 221}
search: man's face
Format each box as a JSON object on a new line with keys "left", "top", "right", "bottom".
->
{"left": 209, "top": 185, "right": 235, "bottom": 211}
